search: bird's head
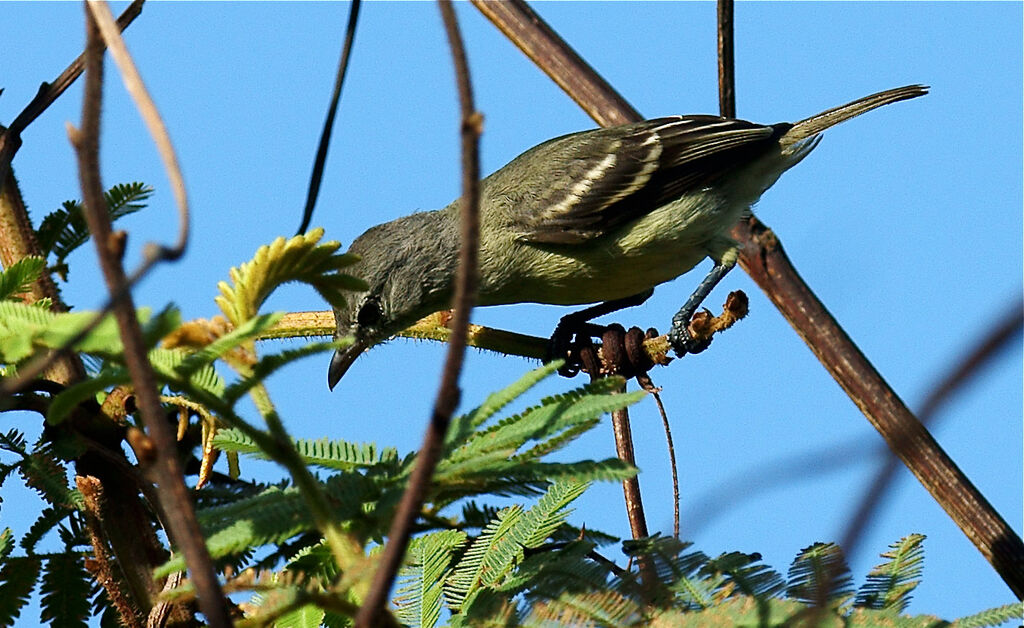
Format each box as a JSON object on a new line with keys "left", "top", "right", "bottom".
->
{"left": 328, "top": 213, "right": 457, "bottom": 389}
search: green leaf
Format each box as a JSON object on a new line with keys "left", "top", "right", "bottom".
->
{"left": 515, "top": 481, "right": 588, "bottom": 549}
{"left": 157, "top": 474, "right": 368, "bottom": 578}
{"left": 0, "top": 555, "right": 41, "bottom": 626}
{"left": 521, "top": 588, "right": 639, "bottom": 627}
{"left": 443, "top": 379, "right": 641, "bottom": 468}
{"left": 446, "top": 361, "right": 562, "bottom": 448}
{"left": 446, "top": 482, "right": 590, "bottom": 614}
{"left": 854, "top": 533, "right": 925, "bottom": 611}
{"left": 36, "top": 182, "right": 152, "bottom": 277}
{"left": 213, "top": 428, "right": 400, "bottom": 473}
{"left": 0, "top": 257, "right": 45, "bottom": 301}
{"left": 0, "top": 529, "right": 13, "bottom": 561}
{"left": 148, "top": 347, "right": 226, "bottom": 398}
{"left": 0, "top": 302, "right": 177, "bottom": 364}
{"left": 20, "top": 507, "right": 72, "bottom": 554}
{"left": 703, "top": 551, "right": 785, "bottom": 603}
{"left": 286, "top": 542, "right": 340, "bottom": 584}
{"left": 953, "top": 602, "right": 1023, "bottom": 628}
{"left": 39, "top": 551, "right": 91, "bottom": 627}
{"left": 273, "top": 602, "right": 325, "bottom": 628}
{"left": 17, "top": 446, "right": 83, "bottom": 510}
{"left": 215, "top": 229, "right": 364, "bottom": 327}
{"left": 786, "top": 542, "right": 854, "bottom": 609}
{"left": 393, "top": 529, "right": 467, "bottom": 628}
{"left": 446, "top": 506, "right": 524, "bottom": 611}
{"left": 157, "top": 486, "right": 313, "bottom": 577}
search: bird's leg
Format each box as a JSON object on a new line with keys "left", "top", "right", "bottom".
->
{"left": 548, "top": 289, "right": 654, "bottom": 376}
{"left": 668, "top": 242, "right": 738, "bottom": 356}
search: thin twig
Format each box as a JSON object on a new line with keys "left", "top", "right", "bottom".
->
{"left": 609, "top": 400, "right": 659, "bottom": 592}
{"left": 685, "top": 299, "right": 1020, "bottom": 534}
{"left": 86, "top": 0, "right": 188, "bottom": 261}
{"left": 354, "top": 2, "right": 481, "bottom": 625}
{"left": 0, "top": 0, "right": 145, "bottom": 191}
{"left": 297, "top": 0, "right": 362, "bottom": 235}
{"left": 77, "top": 476, "right": 146, "bottom": 628}
{"left": 69, "top": 7, "right": 231, "bottom": 625}
{"left": 474, "top": 0, "right": 1024, "bottom": 598}
{"left": 651, "top": 390, "right": 680, "bottom": 539}
{"left": 610, "top": 405, "right": 648, "bottom": 540}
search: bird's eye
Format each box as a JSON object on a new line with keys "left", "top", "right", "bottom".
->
{"left": 356, "top": 299, "right": 383, "bottom": 327}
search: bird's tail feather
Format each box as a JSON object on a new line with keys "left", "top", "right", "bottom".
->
{"left": 780, "top": 84, "right": 929, "bottom": 147}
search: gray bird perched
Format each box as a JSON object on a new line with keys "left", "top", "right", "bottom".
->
{"left": 328, "top": 84, "right": 928, "bottom": 389}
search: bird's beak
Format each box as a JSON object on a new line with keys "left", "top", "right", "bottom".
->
{"left": 327, "top": 338, "right": 368, "bottom": 390}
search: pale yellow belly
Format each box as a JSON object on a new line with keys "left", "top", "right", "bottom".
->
{"left": 478, "top": 189, "right": 741, "bottom": 306}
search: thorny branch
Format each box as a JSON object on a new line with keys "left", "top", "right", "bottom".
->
{"left": 355, "top": 2, "right": 482, "bottom": 625}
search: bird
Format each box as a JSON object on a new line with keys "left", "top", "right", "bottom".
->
{"left": 328, "top": 84, "right": 928, "bottom": 389}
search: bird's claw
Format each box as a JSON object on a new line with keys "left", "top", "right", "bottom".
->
{"left": 546, "top": 320, "right": 602, "bottom": 377}
{"left": 668, "top": 322, "right": 712, "bottom": 357}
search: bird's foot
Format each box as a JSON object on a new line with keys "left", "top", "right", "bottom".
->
{"left": 667, "top": 310, "right": 714, "bottom": 357}
{"left": 546, "top": 319, "right": 607, "bottom": 377}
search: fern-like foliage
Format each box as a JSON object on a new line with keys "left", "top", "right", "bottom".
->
{"left": 214, "top": 228, "right": 364, "bottom": 327}
{"left": 39, "top": 550, "right": 91, "bottom": 627}
{"left": 269, "top": 592, "right": 327, "bottom": 628}
{"left": 445, "top": 361, "right": 563, "bottom": 445}
{"left": 854, "top": 533, "right": 925, "bottom": 611}
{"left": 157, "top": 473, "right": 371, "bottom": 578}
{"left": 36, "top": 182, "right": 153, "bottom": 280}
{"left": 432, "top": 482, "right": 625, "bottom": 627}
{"left": 525, "top": 589, "right": 642, "bottom": 628}
{"left": 786, "top": 541, "right": 855, "bottom": 609}
{"left": 432, "top": 373, "right": 644, "bottom": 505}
{"left": 511, "top": 540, "right": 624, "bottom": 612}
{"left": 0, "top": 301, "right": 179, "bottom": 367}
{"left": 214, "top": 428, "right": 400, "bottom": 473}
{"left": 953, "top": 602, "right": 1024, "bottom": 628}
{"left": 20, "top": 507, "right": 73, "bottom": 555}
{"left": 0, "top": 433, "right": 83, "bottom": 511}
{"left": 0, "top": 257, "right": 46, "bottom": 301}
{"left": 0, "top": 529, "right": 12, "bottom": 560}
{"left": 393, "top": 529, "right": 468, "bottom": 627}
{"left": 0, "top": 555, "right": 42, "bottom": 626}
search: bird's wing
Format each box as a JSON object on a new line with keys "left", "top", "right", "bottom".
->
{"left": 504, "top": 116, "right": 785, "bottom": 244}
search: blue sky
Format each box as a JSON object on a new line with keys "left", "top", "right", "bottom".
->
{"left": 3, "top": 1, "right": 1021, "bottom": 623}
